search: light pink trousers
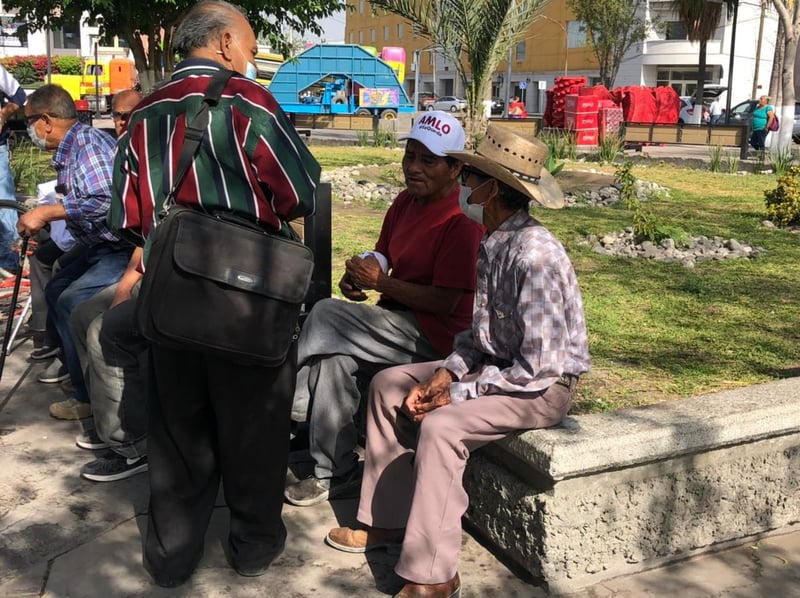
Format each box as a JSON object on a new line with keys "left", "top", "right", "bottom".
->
{"left": 356, "top": 360, "right": 573, "bottom": 584}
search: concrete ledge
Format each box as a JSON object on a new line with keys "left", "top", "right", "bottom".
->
{"left": 463, "top": 378, "right": 800, "bottom": 594}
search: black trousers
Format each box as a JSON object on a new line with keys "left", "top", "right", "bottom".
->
{"left": 144, "top": 342, "right": 296, "bottom": 585}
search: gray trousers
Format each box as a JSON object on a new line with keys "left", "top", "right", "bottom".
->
{"left": 71, "top": 282, "right": 148, "bottom": 459}
{"left": 357, "top": 361, "right": 574, "bottom": 584}
{"left": 292, "top": 299, "right": 440, "bottom": 479}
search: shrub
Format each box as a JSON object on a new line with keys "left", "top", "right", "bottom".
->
{"left": 764, "top": 165, "right": 800, "bottom": 226}
{"left": 616, "top": 161, "right": 665, "bottom": 243}
{"left": 597, "top": 133, "right": 623, "bottom": 164}
{"left": 53, "top": 55, "right": 82, "bottom": 75}
{"left": 708, "top": 145, "right": 723, "bottom": 173}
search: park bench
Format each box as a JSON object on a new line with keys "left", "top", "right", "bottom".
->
{"left": 463, "top": 379, "right": 800, "bottom": 593}
{"left": 623, "top": 122, "right": 751, "bottom": 159}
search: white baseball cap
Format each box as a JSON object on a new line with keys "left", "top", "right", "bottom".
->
{"left": 402, "top": 111, "right": 466, "bottom": 156}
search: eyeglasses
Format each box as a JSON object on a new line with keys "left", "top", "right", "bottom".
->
{"left": 24, "top": 113, "right": 44, "bottom": 125}
{"left": 459, "top": 165, "right": 490, "bottom": 185}
{"left": 111, "top": 111, "right": 131, "bottom": 121}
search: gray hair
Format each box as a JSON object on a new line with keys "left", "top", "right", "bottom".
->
{"left": 173, "top": 0, "right": 247, "bottom": 57}
{"left": 27, "top": 85, "right": 77, "bottom": 119}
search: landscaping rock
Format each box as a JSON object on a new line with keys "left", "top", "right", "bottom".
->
{"left": 580, "top": 228, "right": 767, "bottom": 267}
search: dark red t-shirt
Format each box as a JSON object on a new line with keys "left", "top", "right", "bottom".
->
{"left": 375, "top": 187, "right": 484, "bottom": 357}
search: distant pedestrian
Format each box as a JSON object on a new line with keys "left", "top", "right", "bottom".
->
{"left": 749, "top": 95, "right": 775, "bottom": 151}
{"left": 709, "top": 98, "right": 723, "bottom": 125}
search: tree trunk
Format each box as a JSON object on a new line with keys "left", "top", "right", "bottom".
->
{"left": 691, "top": 39, "right": 708, "bottom": 124}
{"left": 775, "top": 33, "right": 798, "bottom": 150}
{"left": 769, "top": 17, "right": 784, "bottom": 104}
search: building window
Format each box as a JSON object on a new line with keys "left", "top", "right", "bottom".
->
{"left": 567, "top": 20, "right": 586, "bottom": 48}
{"left": 371, "top": 28, "right": 376, "bottom": 43}
{"left": 665, "top": 21, "right": 688, "bottom": 40}
{"left": 515, "top": 41, "right": 526, "bottom": 62}
{"left": 359, "top": 0, "right": 365, "bottom": 13}
{"left": 384, "top": 25, "right": 389, "bottom": 41}
{"left": 349, "top": 31, "right": 354, "bottom": 43}
{"left": 397, "top": 23, "right": 404, "bottom": 37}
{"left": 51, "top": 20, "right": 78, "bottom": 49}
{"left": 359, "top": 30, "right": 364, "bottom": 44}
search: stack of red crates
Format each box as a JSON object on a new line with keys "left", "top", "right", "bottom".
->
{"left": 564, "top": 93, "right": 599, "bottom": 146}
{"left": 544, "top": 76, "right": 588, "bottom": 128}
{"left": 599, "top": 105, "right": 624, "bottom": 138}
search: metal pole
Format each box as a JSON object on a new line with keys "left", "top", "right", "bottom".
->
{"left": 45, "top": 20, "right": 51, "bottom": 84}
{"left": 414, "top": 49, "right": 420, "bottom": 112}
{"left": 724, "top": 0, "right": 739, "bottom": 124}
{"left": 504, "top": 47, "right": 512, "bottom": 118}
{"left": 94, "top": 37, "right": 100, "bottom": 118}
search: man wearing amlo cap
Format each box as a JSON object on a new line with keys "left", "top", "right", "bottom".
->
{"left": 286, "top": 111, "right": 484, "bottom": 506}
{"left": 326, "top": 124, "right": 591, "bottom": 598}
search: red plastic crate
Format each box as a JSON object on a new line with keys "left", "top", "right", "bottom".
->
{"left": 565, "top": 111, "right": 599, "bottom": 131}
{"left": 565, "top": 94, "right": 599, "bottom": 113}
{"left": 574, "top": 129, "right": 599, "bottom": 146}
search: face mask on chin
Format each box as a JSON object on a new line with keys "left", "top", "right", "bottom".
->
{"left": 27, "top": 124, "right": 47, "bottom": 150}
{"left": 244, "top": 61, "right": 258, "bottom": 81}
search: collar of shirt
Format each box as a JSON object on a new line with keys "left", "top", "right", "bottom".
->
{"left": 171, "top": 58, "right": 226, "bottom": 81}
{"left": 482, "top": 209, "right": 537, "bottom": 258}
{"left": 51, "top": 120, "right": 84, "bottom": 173}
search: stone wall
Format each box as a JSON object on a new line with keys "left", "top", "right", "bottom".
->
{"left": 463, "top": 378, "right": 800, "bottom": 594}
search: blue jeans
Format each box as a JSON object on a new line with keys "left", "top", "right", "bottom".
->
{"left": 0, "top": 144, "right": 20, "bottom": 271}
{"left": 45, "top": 243, "right": 134, "bottom": 403}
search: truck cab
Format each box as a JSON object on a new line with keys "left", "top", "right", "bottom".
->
{"left": 81, "top": 57, "right": 137, "bottom": 113}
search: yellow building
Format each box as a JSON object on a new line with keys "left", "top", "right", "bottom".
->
{"left": 344, "top": 0, "right": 599, "bottom": 112}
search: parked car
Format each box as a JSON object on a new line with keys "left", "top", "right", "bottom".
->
{"left": 678, "top": 85, "right": 727, "bottom": 124}
{"left": 729, "top": 99, "right": 800, "bottom": 142}
{"left": 429, "top": 96, "right": 466, "bottom": 112}
{"left": 490, "top": 97, "right": 505, "bottom": 115}
{"left": 417, "top": 91, "right": 438, "bottom": 111}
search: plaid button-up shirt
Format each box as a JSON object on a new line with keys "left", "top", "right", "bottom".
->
{"left": 52, "top": 121, "right": 120, "bottom": 247}
{"left": 441, "top": 210, "right": 590, "bottom": 402}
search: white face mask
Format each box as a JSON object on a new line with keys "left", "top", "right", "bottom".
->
{"left": 244, "top": 61, "right": 258, "bottom": 81}
{"left": 27, "top": 124, "right": 47, "bottom": 150}
{"left": 458, "top": 182, "right": 490, "bottom": 224}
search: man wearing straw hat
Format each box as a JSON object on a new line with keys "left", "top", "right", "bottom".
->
{"left": 325, "top": 125, "right": 591, "bottom": 598}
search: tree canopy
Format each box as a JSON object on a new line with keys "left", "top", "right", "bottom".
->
{"left": 367, "top": 0, "right": 550, "bottom": 138}
{"left": 5, "top": 0, "right": 345, "bottom": 90}
{"left": 566, "top": 0, "right": 654, "bottom": 89}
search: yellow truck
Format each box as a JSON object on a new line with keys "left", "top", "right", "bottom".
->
{"left": 79, "top": 57, "right": 137, "bottom": 112}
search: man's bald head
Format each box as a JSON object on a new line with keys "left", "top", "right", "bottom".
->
{"left": 111, "top": 89, "right": 143, "bottom": 136}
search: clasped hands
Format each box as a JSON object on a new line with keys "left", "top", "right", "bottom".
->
{"left": 338, "top": 254, "right": 384, "bottom": 300}
{"left": 398, "top": 368, "right": 456, "bottom": 424}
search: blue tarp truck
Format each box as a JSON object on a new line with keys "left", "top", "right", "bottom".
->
{"left": 269, "top": 44, "right": 414, "bottom": 120}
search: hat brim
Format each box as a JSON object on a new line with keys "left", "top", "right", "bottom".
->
{"left": 447, "top": 151, "right": 565, "bottom": 209}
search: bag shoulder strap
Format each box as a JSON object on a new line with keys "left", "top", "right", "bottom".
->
{"left": 164, "top": 68, "right": 235, "bottom": 211}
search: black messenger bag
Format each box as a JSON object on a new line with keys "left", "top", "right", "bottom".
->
{"left": 135, "top": 68, "right": 314, "bottom": 366}
{"left": 137, "top": 206, "right": 313, "bottom": 366}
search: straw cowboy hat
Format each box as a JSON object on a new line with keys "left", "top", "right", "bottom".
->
{"left": 447, "top": 124, "right": 564, "bottom": 209}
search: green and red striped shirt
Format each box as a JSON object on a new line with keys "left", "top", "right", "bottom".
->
{"left": 111, "top": 59, "right": 320, "bottom": 253}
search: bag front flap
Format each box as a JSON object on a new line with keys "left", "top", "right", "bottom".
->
{"left": 171, "top": 210, "right": 314, "bottom": 303}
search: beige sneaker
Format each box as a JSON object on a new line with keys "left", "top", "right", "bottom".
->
{"left": 49, "top": 397, "right": 92, "bottom": 420}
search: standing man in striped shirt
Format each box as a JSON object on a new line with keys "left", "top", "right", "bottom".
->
{"left": 111, "top": 0, "right": 319, "bottom": 587}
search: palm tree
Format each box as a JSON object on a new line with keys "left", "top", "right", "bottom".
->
{"left": 670, "top": 0, "right": 724, "bottom": 124}
{"left": 366, "top": 0, "right": 550, "bottom": 138}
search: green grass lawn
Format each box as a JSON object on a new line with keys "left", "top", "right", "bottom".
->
{"left": 312, "top": 147, "right": 800, "bottom": 414}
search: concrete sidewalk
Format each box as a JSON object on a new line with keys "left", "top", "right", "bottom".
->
{"left": 1, "top": 334, "right": 799, "bottom": 597}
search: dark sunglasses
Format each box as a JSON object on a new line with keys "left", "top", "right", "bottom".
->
{"left": 459, "top": 165, "right": 490, "bottom": 184}
{"left": 111, "top": 111, "right": 131, "bottom": 121}
{"left": 24, "top": 113, "right": 44, "bottom": 125}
